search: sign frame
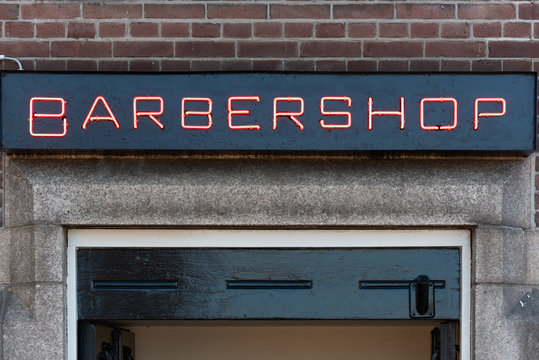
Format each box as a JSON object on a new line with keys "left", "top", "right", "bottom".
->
{"left": 1, "top": 71, "right": 536, "bottom": 154}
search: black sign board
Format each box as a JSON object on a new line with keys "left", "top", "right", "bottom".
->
{"left": 1, "top": 72, "right": 536, "bottom": 152}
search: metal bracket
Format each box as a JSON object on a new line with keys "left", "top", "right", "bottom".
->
{"left": 410, "top": 275, "right": 435, "bottom": 318}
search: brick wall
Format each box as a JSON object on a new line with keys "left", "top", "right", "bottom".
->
{"left": 0, "top": 0, "right": 537, "bottom": 224}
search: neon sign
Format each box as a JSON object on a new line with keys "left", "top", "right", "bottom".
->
{"left": 1, "top": 72, "right": 536, "bottom": 152}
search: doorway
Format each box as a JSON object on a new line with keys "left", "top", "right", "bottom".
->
{"left": 68, "top": 230, "right": 470, "bottom": 360}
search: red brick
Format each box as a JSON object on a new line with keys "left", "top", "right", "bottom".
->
{"left": 364, "top": 41, "right": 422, "bottom": 57}
{"left": 426, "top": 41, "right": 485, "bottom": 57}
{"left": 84, "top": 4, "right": 141, "bottom": 19}
{"left": 441, "top": 23, "right": 470, "bottom": 38}
{"left": 503, "top": 60, "right": 532, "bottom": 71}
{"left": 36, "top": 60, "right": 66, "bottom": 71}
{"left": 535, "top": 212, "right": 539, "bottom": 226}
{"left": 503, "top": 23, "right": 531, "bottom": 38}
{"left": 114, "top": 41, "right": 173, "bottom": 57}
{"left": 224, "top": 23, "right": 252, "bottom": 39}
{"left": 191, "top": 61, "right": 221, "bottom": 71}
{"left": 0, "top": 41, "right": 49, "bottom": 57}
{"left": 441, "top": 60, "right": 470, "bottom": 71}
{"left": 192, "top": 23, "right": 220, "bottom": 38}
{"left": 5, "top": 22, "right": 33, "bottom": 38}
{"left": 473, "top": 23, "right": 501, "bottom": 38}
{"left": 0, "top": 60, "right": 23, "bottom": 71}
{"left": 535, "top": 23, "right": 539, "bottom": 39}
{"left": 221, "top": 60, "right": 252, "bottom": 71}
{"left": 239, "top": 41, "right": 297, "bottom": 58}
{"left": 316, "top": 60, "right": 346, "bottom": 71}
{"left": 161, "top": 60, "right": 190, "bottom": 71}
{"left": 348, "top": 60, "right": 377, "bottom": 71}
{"left": 209, "top": 5, "right": 266, "bottom": 19}
{"left": 161, "top": 23, "right": 189, "bottom": 38}
{"left": 176, "top": 41, "right": 235, "bottom": 58}
{"left": 301, "top": 41, "right": 361, "bottom": 57}
{"left": 130, "top": 22, "right": 158, "bottom": 37}
{"left": 52, "top": 41, "right": 111, "bottom": 57}
{"left": 379, "top": 23, "right": 409, "bottom": 38}
{"left": 348, "top": 23, "right": 376, "bottom": 38}
{"left": 379, "top": 61, "right": 408, "bottom": 71}
{"left": 458, "top": 4, "right": 515, "bottom": 20}
{"left": 99, "top": 60, "right": 129, "bottom": 71}
{"left": 316, "top": 23, "right": 345, "bottom": 38}
{"left": 284, "top": 60, "right": 315, "bottom": 71}
{"left": 67, "top": 60, "right": 97, "bottom": 71}
{"left": 1, "top": 60, "right": 13, "bottom": 71}
{"left": 284, "top": 23, "right": 312, "bottom": 38}
{"left": 271, "top": 5, "right": 329, "bottom": 19}
{"left": 253, "top": 60, "right": 282, "bottom": 71}
{"left": 253, "top": 23, "right": 280, "bottom": 38}
{"left": 397, "top": 4, "right": 454, "bottom": 19}
{"left": 489, "top": 41, "right": 539, "bottom": 58}
{"left": 410, "top": 60, "right": 439, "bottom": 71}
{"left": 37, "top": 23, "right": 65, "bottom": 38}
{"left": 472, "top": 60, "right": 502, "bottom": 71}
{"left": 334, "top": 4, "right": 393, "bottom": 19}
{"left": 129, "top": 60, "right": 159, "bottom": 71}
{"left": 68, "top": 23, "right": 95, "bottom": 39}
{"left": 99, "top": 23, "right": 126, "bottom": 38}
{"left": 22, "top": 4, "right": 79, "bottom": 19}
{"left": 411, "top": 23, "right": 439, "bottom": 38}
{"left": 519, "top": 4, "right": 539, "bottom": 20}
{"left": 0, "top": 4, "right": 19, "bottom": 20}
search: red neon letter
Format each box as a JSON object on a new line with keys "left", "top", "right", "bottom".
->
{"left": 474, "top": 98, "right": 506, "bottom": 130}
{"left": 181, "top": 97, "right": 213, "bottom": 130}
{"left": 133, "top": 96, "right": 164, "bottom": 129}
{"left": 228, "top": 96, "right": 261, "bottom": 130}
{"left": 368, "top": 97, "right": 405, "bottom": 130}
{"left": 420, "top": 97, "right": 458, "bottom": 131}
{"left": 320, "top": 97, "right": 352, "bottom": 129}
{"left": 29, "top": 97, "right": 67, "bottom": 137}
{"left": 82, "top": 96, "right": 120, "bottom": 129}
{"left": 273, "top": 97, "right": 305, "bottom": 130}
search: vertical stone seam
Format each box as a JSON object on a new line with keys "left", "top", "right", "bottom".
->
{"left": 0, "top": 287, "right": 6, "bottom": 360}
{"left": 1, "top": 153, "right": 4, "bottom": 228}
{"left": 533, "top": 153, "right": 537, "bottom": 228}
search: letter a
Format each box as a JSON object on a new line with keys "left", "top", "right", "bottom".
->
{"left": 82, "top": 96, "right": 120, "bottom": 129}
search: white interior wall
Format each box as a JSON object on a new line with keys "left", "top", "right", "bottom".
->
{"left": 127, "top": 321, "right": 440, "bottom": 360}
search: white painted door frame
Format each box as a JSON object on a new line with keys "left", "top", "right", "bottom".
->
{"left": 67, "top": 229, "right": 471, "bottom": 360}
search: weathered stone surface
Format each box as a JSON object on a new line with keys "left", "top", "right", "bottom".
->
{"left": 2, "top": 284, "right": 64, "bottom": 360}
{"left": 473, "top": 227, "right": 527, "bottom": 285}
{"left": 4, "top": 160, "right": 34, "bottom": 229}
{"left": 526, "top": 232, "right": 539, "bottom": 285}
{"left": 4, "top": 156, "right": 533, "bottom": 228}
{"left": 9, "top": 226, "right": 64, "bottom": 284}
{"left": 0, "top": 230, "right": 10, "bottom": 285}
{"left": 473, "top": 284, "right": 538, "bottom": 360}
{"left": 8, "top": 228, "right": 34, "bottom": 285}
{"left": 0, "top": 286, "right": 7, "bottom": 360}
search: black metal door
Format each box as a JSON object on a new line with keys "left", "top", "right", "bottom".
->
{"left": 77, "top": 248, "right": 460, "bottom": 320}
